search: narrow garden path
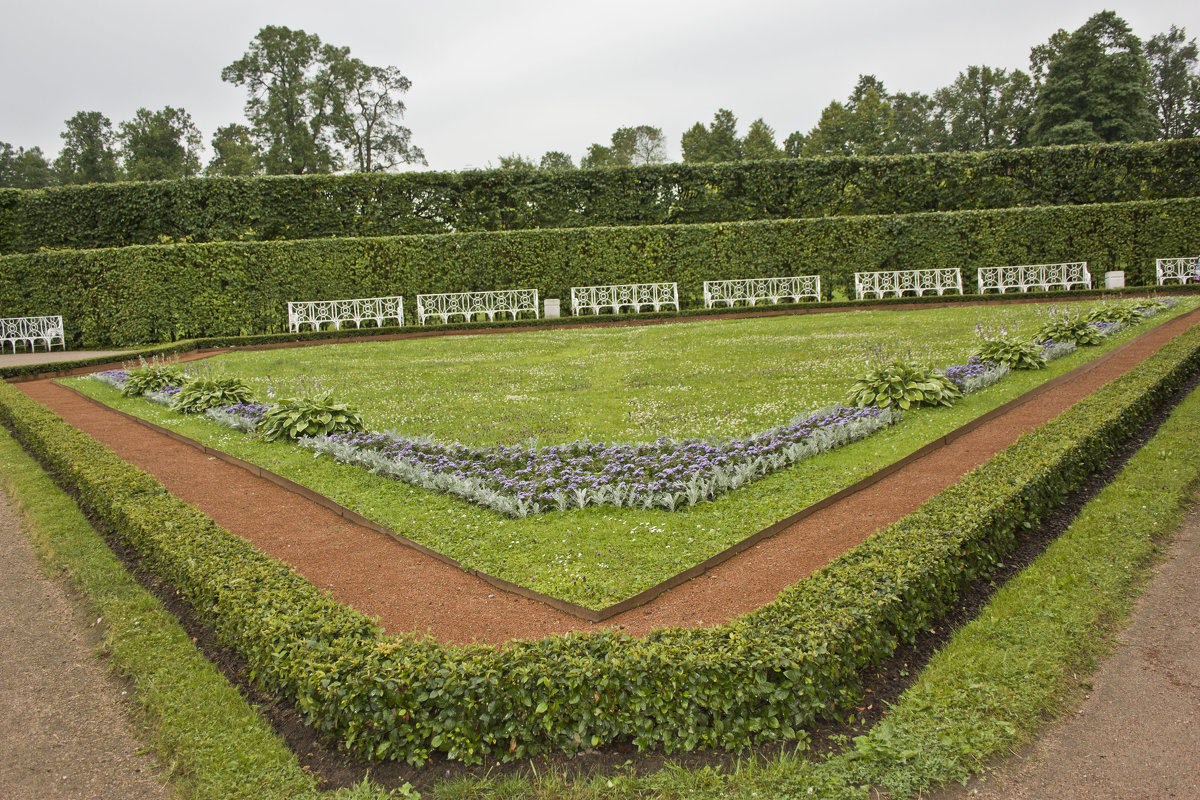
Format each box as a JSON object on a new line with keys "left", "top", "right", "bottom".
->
{"left": 13, "top": 307, "right": 1200, "bottom": 645}
{"left": 0, "top": 488, "right": 168, "bottom": 800}
{"left": 937, "top": 491, "right": 1200, "bottom": 800}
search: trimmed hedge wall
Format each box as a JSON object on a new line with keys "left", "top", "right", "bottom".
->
{"left": 2, "top": 138, "right": 1198, "bottom": 254}
{"left": 2, "top": 318, "right": 1198, "bottom": 765}
{"left": 2, "top": 197, "right": 1198, "bottom": 348}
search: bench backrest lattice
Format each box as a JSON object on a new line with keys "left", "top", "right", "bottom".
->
{"left": 977, "top": 262, "right": 1092, "bottom": 293}
{"left": 570, "top": 282, "right": 679, "bottom": 315}
{"left": 287, "top": 296, "right": 404, "bottom": 332}
{"left": 853, "top": 268, "right": 963, "bottom": 300}
{"left": 1156, "top": 257, "right": 1200, "bottom": 285}
{"left": 416, "top": 289, "right": 539, "bottom": 325}
{"left": 0, "top": 315, "right": 65, "bottom": 352}
{"left": 704, "top": 275, "right": 821, "bottom": 307}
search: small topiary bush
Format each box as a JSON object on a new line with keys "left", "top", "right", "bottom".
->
{"left": 845, "top": 360, "right": 962, "bottom": 410}
{"left": 170, "top": 376, "right": 255, "bottom": 414}
{"left": 974, "top": 336, "right": 1047, "bottom": 370}
{"left": 257, "top": 390, "right": 366, "bottom": 442}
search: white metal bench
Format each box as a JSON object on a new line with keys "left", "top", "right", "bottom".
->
{"left": 570, "top": 282, "right": 679, "bottom": 315}
{"left": 703, "top": 275, "right": 821, "bottom": 307}
{"left": 1156, "top": 257, "right": 1200, "bottom": 285}
{"left": 854, "top": 268, "right": 963, "bottom": 300}
{"left": 287, "top": 296, "right": 404, "bottom": 332}
{"left": 416, "top": 289, "right": 540, "bottom": 325}
{"left": 0, "top": 315, "right": 65, "bottom": 352}
{"left": 977, "top": 262, "right": 1092, "bottom": 293}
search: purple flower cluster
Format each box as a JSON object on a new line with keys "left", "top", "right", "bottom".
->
{"left": 218, "top": 402, "right": 271, "bottom": 423}
{"left": 96, "top": 369, "right": 129, "bottom": 382}
{"left": 326, "top": 406, "right": 888, "bottom": 508}
{"left": 943, "top": 357, "right": 999, "bottom": 390}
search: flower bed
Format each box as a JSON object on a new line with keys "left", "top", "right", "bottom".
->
{"left": 89, "top": 300, "right": 1170, "bottom": 519}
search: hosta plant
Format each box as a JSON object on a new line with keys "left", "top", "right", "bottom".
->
{"left": 1036, "top": 313, "right": 1102, "bottom": 346}
{"left": 1086, "top": 303, "right": 1142, "bottom": 325}
{"left": 170, "top": 376, "right": 255, "bottom": 414}
{"left": 845, "top": 360, "right": 962, "bottom": 410}
{"left": 974, "top": 336, "right": 1047, "bottom": 370}
{"left": 121, "top": 362, "right": 183, "bottom": 397}
{"left": 257, "top": 390, "right": 366, "bottom": 442}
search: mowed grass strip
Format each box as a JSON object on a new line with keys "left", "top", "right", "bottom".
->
{"left": 67, "top": 299, "right": 1199, "bottom": 607}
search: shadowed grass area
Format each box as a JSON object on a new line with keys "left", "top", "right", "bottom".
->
{"left": 67, "top": 299, "right": 1196, "bottom": 607}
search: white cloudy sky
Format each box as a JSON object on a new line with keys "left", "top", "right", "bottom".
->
{"left": 1, "top": 0, "right": 1197, "bottom": 172}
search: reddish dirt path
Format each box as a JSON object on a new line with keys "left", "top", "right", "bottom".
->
{"left": 15, "top": 308, "right": 1200, "bottom": 645}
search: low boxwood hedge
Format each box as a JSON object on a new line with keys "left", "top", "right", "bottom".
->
{"left": 2, "top": 321, "right": 1198, "bottom": 765}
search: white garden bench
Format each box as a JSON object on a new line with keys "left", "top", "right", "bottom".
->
{"left": 977, "top": 262, "right": 1092, "bottom": 293}
{"left": 287, "top": 296, "right": 404, "bottom": 332}
{"left": 570, "top": 282, "right": 679, "bottom": 315}
{"left": 1156, "top": 257, "right": 1200, "bottom": 285}
{"left": 703, "top": 275, "right": 821, "bottom": 307}
{"left": 416, "top": 289, "right": 539, "bottom": 325}
{"left": 854, "top": 268, "right": 963, "bottom": 300}
{"left": 0, "top": 315, "right": 65, "bottom": 352}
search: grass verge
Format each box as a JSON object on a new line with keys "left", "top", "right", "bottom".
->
{"left": 0, "top": 429, "right": 411, "bottom": 799}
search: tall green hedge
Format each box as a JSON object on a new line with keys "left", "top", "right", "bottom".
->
{"left": 2, "top": 197, "right": 1197, "bottom": 348}
{"left": 2, "top": 138, "right": 1198, "bottom": 254}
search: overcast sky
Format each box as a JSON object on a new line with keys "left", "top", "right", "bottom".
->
{"left": 2, "top": 0, "right": 1197, "bottom": 173}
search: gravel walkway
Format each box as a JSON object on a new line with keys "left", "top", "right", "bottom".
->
{"left": 0, "top": 491, "right": 168, "bottom": 800}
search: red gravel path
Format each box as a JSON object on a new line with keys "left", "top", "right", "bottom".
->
{"left": 15, "top": 308, "right": 1200, "bottom": 645}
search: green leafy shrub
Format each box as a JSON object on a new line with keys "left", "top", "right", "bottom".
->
{"left": 170, "top": 376, "right": 254, "bottom": 413}
{"left": 1087, "top": 303, "right": 1143, "bottom": 324}
{"left": 1037, "top": 313, "right": 1103, "bottom": 346}
{"left": 121, "top": 361, "right": 183, "bottom": 397}
{"left": 846, "top": 360, "right": 962, "bottom": 410}
{"left": 973, "top": 336, "right": 1047, "bottom": 370}
{"left": 257, "top": 390, "right": 365, "bottom": 442}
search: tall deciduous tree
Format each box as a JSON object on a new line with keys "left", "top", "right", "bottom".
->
{"left": 741, "top": 118, "right": 783, "bottom": 160}
{"left": 118, "top": 106, "right": 202, "bottom": 181}
{"left": 221, "top": 25, "right": 339, "bottom": 174}
{"left": 582, "top": 125, "right": 666, "bottom": 167}
{"left": 55, "top": 111, "right": 120, "bottom": 184}
{"left": 539, "top": 151, "right": 575, "bottom": 170}
{"left": 933, "top": 66, "right": 1034, "bottom": 150}
{"left": 1146, "top": 25, "right": 1200, "bottom": 139}
{"left": 0, "top": 143, "right": 56, "bottom": 188}
{"left": 1030, "top": 11, "right": 1155, "bottom": 145}
{"left": 315, "top": 46, "right": 425, "bottom": 172}
{"left": 206, "top": 124, "right": 264, "bottom": 176}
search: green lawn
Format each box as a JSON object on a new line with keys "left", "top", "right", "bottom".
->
{"left": 68, "top": 298, "right": 1198, "bottom": 608}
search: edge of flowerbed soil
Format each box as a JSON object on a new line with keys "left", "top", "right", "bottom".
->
{"left": 46, "top": 306, "right": 1200, "bottom": 620}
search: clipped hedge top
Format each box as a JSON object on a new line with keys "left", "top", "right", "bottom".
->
{"left": 2, "top": 137, "right": 1199, "bottom": 254}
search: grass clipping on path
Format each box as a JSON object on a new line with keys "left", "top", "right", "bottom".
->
{"left": 0, "top": 430, "right": 409, "bottom": 800}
